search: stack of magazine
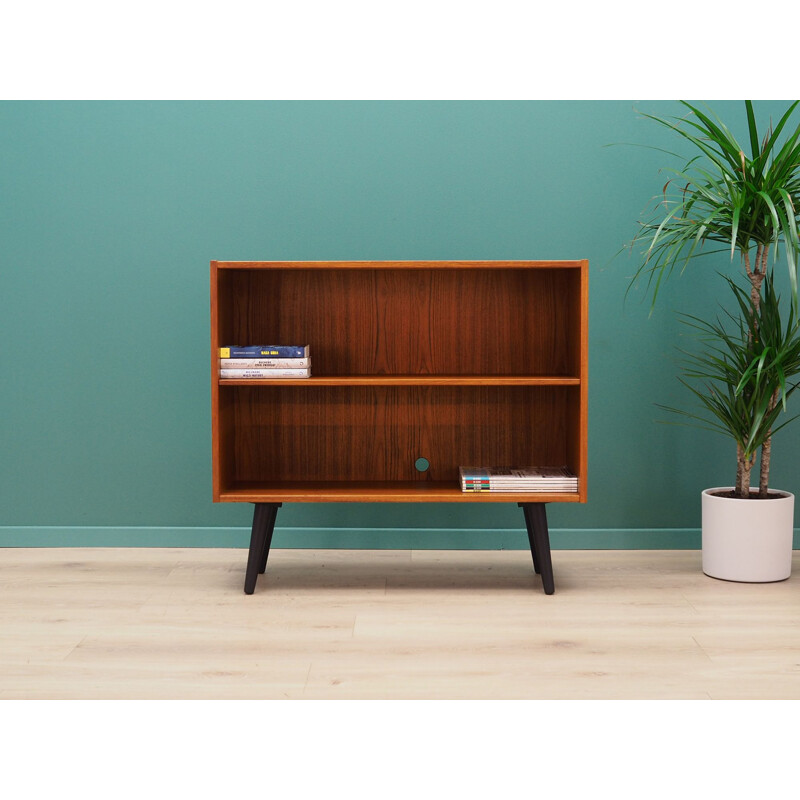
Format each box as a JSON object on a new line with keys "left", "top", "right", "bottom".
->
{"left": 459, "top": 466, "right": 578, "bottom": 493}
{"left": 219, "top": 345, "right": 311, "bottom": 379}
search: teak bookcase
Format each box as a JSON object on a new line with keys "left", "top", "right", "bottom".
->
{"left": 210, "top": 260, "right": 588, "bottom": 594}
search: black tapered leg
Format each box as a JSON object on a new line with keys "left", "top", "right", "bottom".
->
{"left": 520, "top": 503, "right": 555, "bottom": 595}
{"left": 519, "top": 502, "right": 541, "bottom": 574}
{"left": 258, "top": 503, "right": 280, "bottom": 574}
{"left": 244, "top": 503, "right": 280, "bottom": 594}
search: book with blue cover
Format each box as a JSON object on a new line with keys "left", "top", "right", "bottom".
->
{"left": 220, "top": 345, "right": 310, "bottom": 358}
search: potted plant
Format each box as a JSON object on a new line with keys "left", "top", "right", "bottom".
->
{"left": 667, "top": 273, "right": 800, "bottom": 580}
{"left": 629, "top": 100, "right": 800, "bottom": 581}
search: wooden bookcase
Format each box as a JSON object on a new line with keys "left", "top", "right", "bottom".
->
{"left": 210, "top": 260, "right": 588, "bottom": 594}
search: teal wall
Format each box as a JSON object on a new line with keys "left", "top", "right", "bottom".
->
{"left": 2, "top": 100, "right": 798, "bottom": 549}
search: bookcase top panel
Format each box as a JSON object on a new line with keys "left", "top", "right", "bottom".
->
{"left": 214, "top": 260, "right": 586, "bottom": 270}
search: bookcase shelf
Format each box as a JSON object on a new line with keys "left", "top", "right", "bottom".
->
{"left": 218, "top": 375, "right": 581, "bottom": 387}
{"left": 217, "top": 481, "right": 584, "bottom": 504}
{"left": 210, "top": 260, "right": 588, "bottom": 594}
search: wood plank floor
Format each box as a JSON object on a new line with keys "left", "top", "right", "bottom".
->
{"left": 1, "top": 548, "right": 799, "bottom": 699}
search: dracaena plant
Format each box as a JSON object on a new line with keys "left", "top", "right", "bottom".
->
{"left": 628, "top": 100, "right": 800, "bottom": 497}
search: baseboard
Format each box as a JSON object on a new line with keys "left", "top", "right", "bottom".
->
{"left": 0, "top": 525, "right": 716, "bottom": 549}
{"left": 3, "top": 525, "right": 798, "bottom": 549}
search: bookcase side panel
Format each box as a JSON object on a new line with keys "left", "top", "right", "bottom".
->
{"left": 565, "top": 261, "right": 588, "bottom": 500}
{"left": 211, "top": 265, "right": 237, "bottom": 498}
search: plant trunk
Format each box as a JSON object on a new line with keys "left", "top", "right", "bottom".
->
{"left": 759, "top": 437, "right": 772, "bottom": 497}
{"left": 736, "top": 442, "right": 755, "bottom": 498}
{"left": 735, "top": 443, "right": 744, "bottom": 494}
{"left": 739, "top": 243, "right": 771, "bottom": 497}
{"left": 744, "top": 244, "right": 768, "bottom": 316}
{"left": 759, "top": 387, "right": 781, "bottom": 497}
{"left": 752, "top": 245, "right": 765, "bottom": 314}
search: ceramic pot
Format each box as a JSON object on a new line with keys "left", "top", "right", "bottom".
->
{"left": 702, "top": 487, "right": 794, "bottom": 583}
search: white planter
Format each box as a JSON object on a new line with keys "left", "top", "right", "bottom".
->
{"left": 702, "top": 487, "right": 794, "bottom": 583}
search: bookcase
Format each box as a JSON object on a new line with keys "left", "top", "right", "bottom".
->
{"left": 210, "top": 260, "right": 588, "bottom": 594}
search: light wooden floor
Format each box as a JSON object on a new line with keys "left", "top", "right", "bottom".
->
{"left": 1, "top": 547, "right": 799, "bottom": 699}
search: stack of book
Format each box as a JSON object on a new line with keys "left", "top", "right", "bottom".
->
{"left": 219, "top": 345, "right": 311, "bottom": 379}
{"left": 459, "top": 466, "right": 578, "bottom": 493}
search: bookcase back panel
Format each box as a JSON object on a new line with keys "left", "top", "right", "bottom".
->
{"left": 229, "top": 385, "right": 572, "bottom": 483}
{"left": 224, "top": 268, "right": 578, "bottom": 376}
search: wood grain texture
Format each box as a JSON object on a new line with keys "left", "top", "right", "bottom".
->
{"left": 225, "top": 268, "right": 577, "bottom": 376}
{"left": 3, "top": 548, "right": 798, "bottom": 699}
{"left": 231, "top": 385, "right": 570, "bottom": 484}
